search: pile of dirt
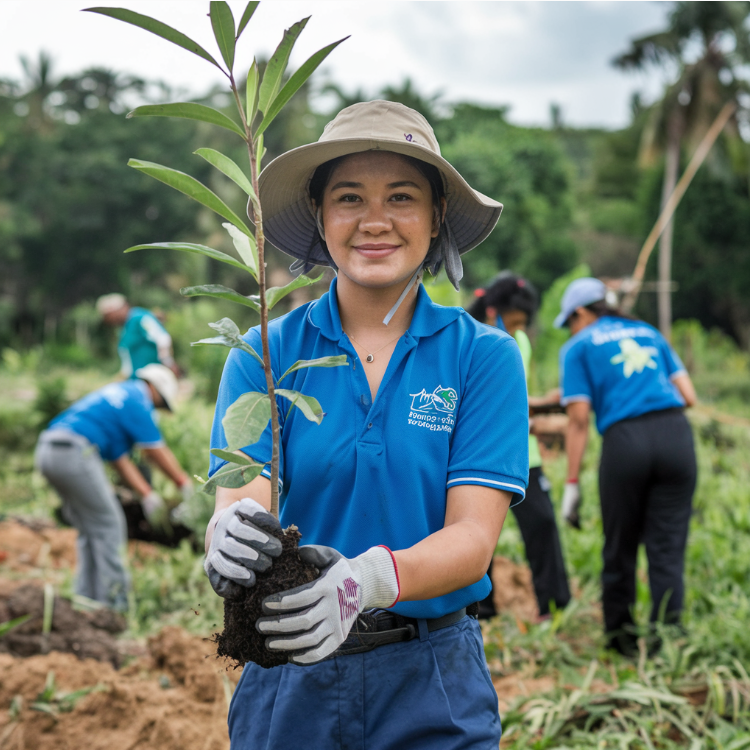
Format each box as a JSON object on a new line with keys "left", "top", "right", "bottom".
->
{"left": 0, "top": 626, "right": 239, "bottom": 750}
{"left": 490, "top": 555, "right": 540, "bottom": 622}
{"left": 0, "top": 518, "right": 77, "bottom": 575}
{"left": 0, "top": 585, "right": 126, "bottom": 666}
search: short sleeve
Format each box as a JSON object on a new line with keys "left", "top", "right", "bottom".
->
{"left": 125, "top": 395, "right": 163, "bottom": 449}
{"left": 660, "top": 337, "right": 687, "bottom": 379}
{"left": 209, "top": 331, "right": 282, "bottom": 486}
{"left": 447, "top": 337, "right": 529, "bottom": 505}
{"left": 560, "top": 341, "right": 592, "bottom": 406}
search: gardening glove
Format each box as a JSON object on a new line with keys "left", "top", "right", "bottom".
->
{"left": 141, "top": 491, "right": 166, "bottom": 523}
{"left": 179, "top": 480, "right": 193, "bottom": 503}
{"left": 256, "top": 545, "right": 400, "bottom": 665}
{"left": 204, "top": 498, "right": 282, "bottom": 599}
{"left": 562, "top": 481, "right": 582, "bottom": 529}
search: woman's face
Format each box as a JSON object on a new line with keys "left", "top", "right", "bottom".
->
{"left": 318, "top": 151, "right": 440, "bottom": 292}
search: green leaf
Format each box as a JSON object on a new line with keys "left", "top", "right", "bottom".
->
{"left": 246, "top": 59, "right": 260, "bottom": 125}
{"left": 181, "top": 284, "right": 260, "bottom": 311}
{"left": 223, "top": 222, "right": 258, "bottom": 277}
{"left": 128, "top": 159, "right": 251, "bottom": 236}
{"left": 127, "top": 103, "right": 245, "bottom": 139}
{"left": 210, "top": 448, "right": 254, "bottom": 465}
{"left": 236, "top": 1, "right": 259, "bottom": 40}
{"left": 276, "top": 389, "right": 324, "bottom": 424}
{"left": 210, "top": 2, "right": 236, "bottom": 71}
{"left": 125, "top": 242, "right": 252, "bottom": 274}
{"left": 203, "top": 461, "right": 265, "bottom": 494}
{"left": 257, "top": 36, "right": 349, "bottom": 138}
{"left": 191, "top": 317, "right": 263, "bottom": 367}
{"left": 258, "top": 18, "right": 309, "bottom": 115}
{"left": 195, "top": 148, "right": 255, "bottom": 198}
{"left": 0, "top": 614, "right": 31, "bottom": 638}
{"left": 223, "top": 392, "right": 272, "bottom": 450}
{"left": 267, "top": 272, "right": 324, "bottom": 309}
{"left": 278, "top": 355, "right": 349, "bottom": 384}
{"left": 84, "top": 7, "right": 222, "bottom": 70}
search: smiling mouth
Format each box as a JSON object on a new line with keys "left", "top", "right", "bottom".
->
{"left": 354, "top": 244, "right": 399, "bottom": 259}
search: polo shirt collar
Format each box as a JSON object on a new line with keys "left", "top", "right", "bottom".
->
{"left": 308, "top": 277, "right": 462, "bottom": 341}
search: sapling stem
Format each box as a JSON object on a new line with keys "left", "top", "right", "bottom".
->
{"left": 230, "top": 74, "right": 281, "bottom": 519}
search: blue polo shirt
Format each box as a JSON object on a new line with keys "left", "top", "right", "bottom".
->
{"left": 560, "top": 316, "right": 687, "bottom": 434}
{"left": 49, "top": 380, "right": 164, "bottom": 461}
{"left": 210, "top": 279, "right": 529, "bottom": 619}
{"left": 118, "top": 307, "right": 173, "bottom": 378}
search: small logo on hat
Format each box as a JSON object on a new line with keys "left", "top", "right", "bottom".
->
{"left": 404, "top": 133, "right": 413, "bottom": 142}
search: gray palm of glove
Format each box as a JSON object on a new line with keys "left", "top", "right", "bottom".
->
{"left": 204, "top": 498, "right": 282, "bottom": 599}
{"left": 256, "top": 544, "right": 399, "bottom": 665}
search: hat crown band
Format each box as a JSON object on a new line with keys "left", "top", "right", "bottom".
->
{"left": 318, "top": 100, "right": 441, "bottom": 156}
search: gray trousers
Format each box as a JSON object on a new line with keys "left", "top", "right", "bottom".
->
{"left": 35, "top": 430, "right": 129, "bottom": 611}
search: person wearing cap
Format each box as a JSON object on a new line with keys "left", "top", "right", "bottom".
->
{"left": 34, "top": 364, "right": 192, "bottom": 611}
{"left": 468, "top": 272, "right": 571, "bottom": 620}
{"left": 555, "top": 277, "right": 697, "bottom": 655}
{"left": 205, "top": 100, "right": 528, "bottom": 748}
{"left": 96, "top": 293, "right": 179, "bottom": 378}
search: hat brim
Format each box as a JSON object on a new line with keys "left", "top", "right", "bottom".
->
{"left": 258, "top": 137, "right": 503, "bottom": 267}
{"left": 553, "top": 311, "right": 569, "bottom": 329}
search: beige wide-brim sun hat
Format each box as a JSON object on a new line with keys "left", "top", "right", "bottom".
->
{"left": 258, "top": 100, "right": 503, "bottom": 267}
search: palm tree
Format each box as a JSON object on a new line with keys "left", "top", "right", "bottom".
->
{"left": 614, "top": 1, "right": 750, "bottom": 338}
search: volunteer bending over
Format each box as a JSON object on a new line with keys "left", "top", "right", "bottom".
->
{"left": 556, "top": 278, "right": 697, "bottom": 655}
{"left": 205, "top": 101, "right": 529, "bottom": 749}
{"left": 35, "top": 364, "right": 192, "bottom": 611}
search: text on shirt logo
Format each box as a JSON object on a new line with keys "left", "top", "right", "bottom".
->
{"left": 408, "top": 385, "right": 458, "bottom": 433}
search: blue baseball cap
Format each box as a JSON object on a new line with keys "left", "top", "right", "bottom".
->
{"left": 554, "top": 278, "right": 607, "bottom": 328}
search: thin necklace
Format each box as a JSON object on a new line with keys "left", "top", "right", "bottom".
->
{"left": 345, "top": 330, "right": 402, "bottom": 363}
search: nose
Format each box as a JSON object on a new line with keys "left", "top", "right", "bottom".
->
{"left": 358, "top": 200, "right": 392, "bottom": 236}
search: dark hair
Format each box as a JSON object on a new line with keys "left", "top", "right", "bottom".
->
{"left": 306, "top": 152, "right": 446, "bottom": 268}
{"left": 467, "top": 271, "right": 539, "bottom": 324}
{"left": 583, "top": 300, "right": 635, "bottom": 320}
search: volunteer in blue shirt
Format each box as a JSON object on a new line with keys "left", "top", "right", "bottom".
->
{"left": 34, "top": 364, "right": 192, "bottom": 611}
{"left": 469, "top": 272, "right": 571, "bottom": 620}
{"left": 556, "top": 278, "right": 697, "bottom": 655}
{"left": 204, "top": 101, "right": 529, "bottom": 749}
{"left": 96, "top": 293, "right": 179, "bottom": 378}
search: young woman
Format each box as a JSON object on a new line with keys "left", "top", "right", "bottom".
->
{"left": 469, "top": 272, "right": 571, "bottom": 620}
{"left": 556, "top": 277, "right": 697, "bottom": 655}
{"left": 203, "top": 101, "right": 530, "bottom": 748}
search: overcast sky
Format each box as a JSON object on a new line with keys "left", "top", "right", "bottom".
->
{"left": 1, "top": 1, "right": 676, "bottom": 129}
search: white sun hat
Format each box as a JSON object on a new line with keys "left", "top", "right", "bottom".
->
{"left": 258, "top": 100, "right": 503, "bottom": 270}
{"left": 135, "top": 364, "right": 178, "bottom": 411}
{"left": 95, "top": 293, "right": 127, "bottom": 315}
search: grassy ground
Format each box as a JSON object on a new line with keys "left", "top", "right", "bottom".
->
{"left": 1, "top": 359, "right": 750, "bottom": 748}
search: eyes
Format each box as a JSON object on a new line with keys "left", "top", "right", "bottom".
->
{"left": 335, "top": 192, "right": 415, "bottom": 204}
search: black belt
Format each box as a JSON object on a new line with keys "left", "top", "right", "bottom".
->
{"left": 49, "top": 440, "right": 74, "bottom": 448}
{"left": 329, "top": 607, "right": 472, "bottom": 658}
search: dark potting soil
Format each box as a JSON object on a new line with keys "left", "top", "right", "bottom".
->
{"left": 213, "top": 526, "right": 319, "bottom": 669}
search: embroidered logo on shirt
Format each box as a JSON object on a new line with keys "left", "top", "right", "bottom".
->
{"left": 408, "top": 385, "right": 457, "bottom": 433}
{"left": 337, "top": 577, "right": 361, "bottom": 624}
{"left": 610, "top": 338, "right": 659, "bottom": 378}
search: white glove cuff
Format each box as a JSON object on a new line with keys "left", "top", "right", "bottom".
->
{"left": 205, "top": 507, "right": 228, "bottom": 552}
{"left": 355, "top": 546, "right": 400, "bottom": 609}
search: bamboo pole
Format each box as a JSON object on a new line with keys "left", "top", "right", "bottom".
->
{"left": 621, "top": 100, "right": 737, "bottom": 312}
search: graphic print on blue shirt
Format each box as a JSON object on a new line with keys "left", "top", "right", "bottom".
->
{"left": 559, "top": 317, "right": 686, "bottom": 434}
{"left": 49, "top": 380, "right": 163, "bottom": 460}
{"left": 210, "top": 278, "right": 529, "bottom": 620}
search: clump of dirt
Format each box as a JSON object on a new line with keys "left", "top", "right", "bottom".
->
{"left": 0, "top": 626, "right": 239, "bottom": 750}
{"left": 0, "top": 585, "right": 126, "bottom": 666}
{"left": 214, "top": 526, "right": 319, "bottom": 669}
{"left": 0, "top": 518, "right": 77, "bottom": 573}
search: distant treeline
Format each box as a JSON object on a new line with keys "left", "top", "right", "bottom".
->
{"left": 2, "top": 15, "right": 750, "bottom": 350}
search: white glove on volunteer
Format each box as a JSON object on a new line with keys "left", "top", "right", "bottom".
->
{"left": 141, "top": 491, "right": 165, "bottom": 522}
{"left": 562, "top": 481, "right": 582, "bottom": 529}
{"left": 257, "top": 545, "right": 400, "bottom": 665}
{"left": 204, "top": 498, "right": 282, "bottom": 599}
{"left": 179, "top": 480, "right": 193, "bottom": 503}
